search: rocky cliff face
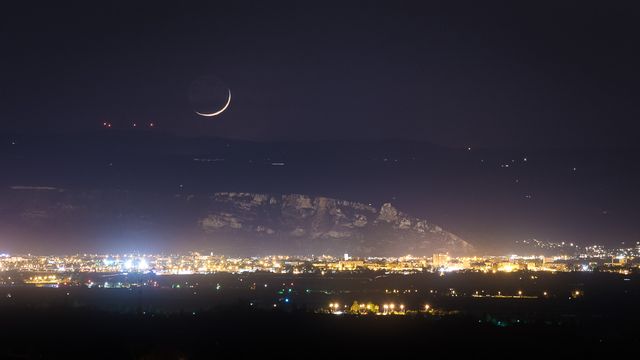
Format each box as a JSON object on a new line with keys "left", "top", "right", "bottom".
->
{"left": 198, "top": 192, "right": 474, "bottom": 256}
{"left": 0, "top": 188, "right": 473, "bottom": 256}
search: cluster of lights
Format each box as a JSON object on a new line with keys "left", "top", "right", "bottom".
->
{"left": 116, "top": 257, "right": 149, "bottom": 272}
{"left": 329, "top": 302, "right": 414, "bottom": 315}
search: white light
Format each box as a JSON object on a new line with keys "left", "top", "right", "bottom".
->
{"left": 124, "top": 259, "right": 133, "bottom": 270}
{"left": 138, "top": 258, "right": 149, "bottom": 271}
{"left": 581, "top": 264, "right": 589, "bottom": 271}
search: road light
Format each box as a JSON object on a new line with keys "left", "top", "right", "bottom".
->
{"left": 424, "top": 304, "right": 430, "bottom": 311}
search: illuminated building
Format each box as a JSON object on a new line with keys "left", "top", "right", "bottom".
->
{"left": 432, "top": 253, "right": 449, "bottom": 268}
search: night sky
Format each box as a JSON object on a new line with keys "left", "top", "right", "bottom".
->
{"left": 3, "top": 1, "right": 640, "bottom": 147}
{"left": 1, "top": 1, "right": 640, "bottom": 253}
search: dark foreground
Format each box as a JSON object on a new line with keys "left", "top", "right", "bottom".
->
{"left": 0, "top": 307, "right": 634, "bottom": 358}
{"left": 1, "top": 271, "right": 639, "bottom": 358}
{"left": 2, "top": 305, "right": 638, "bottom": 358}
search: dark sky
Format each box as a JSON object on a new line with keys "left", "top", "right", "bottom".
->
{"left": 2, "top": 1, "right": 640, "bottom": 147}
{"left": 2, "top": 1, "right": 640, "bottom": 254}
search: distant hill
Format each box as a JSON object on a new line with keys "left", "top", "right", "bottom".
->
{"left": 0, "top": 187, "right": 472, "bottom": 256}
{"left": 2, "top": 131, "right": 639, "bottom": 252}
{"left": 199, "top": 192, "right": 473, "bottom": 256}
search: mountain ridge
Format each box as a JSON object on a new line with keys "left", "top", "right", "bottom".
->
{"left": 198, "top": 192, "right": 474, "bottom": 256}
{"left": 0, "top": 188, "right": 473, "bottom": 256}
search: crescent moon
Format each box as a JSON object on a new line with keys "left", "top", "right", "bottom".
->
{"left": 195, "top": 89, "right": 231, "bottom": 117}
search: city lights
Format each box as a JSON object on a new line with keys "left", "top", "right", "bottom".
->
{"left": 0, "top": 251, "right": 636, "bottom": 275}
